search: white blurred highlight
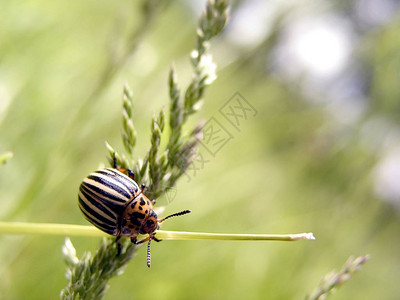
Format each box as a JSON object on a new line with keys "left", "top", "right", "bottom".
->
{"left": 276, "top": 15, "right": 353, "bottom": 79}
{"left": 374, "top": 150, "right": 400, "bottom": 208}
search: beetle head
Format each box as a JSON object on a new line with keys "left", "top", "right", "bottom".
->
{"left": 140, "top": 210, "right": 160, "bottom": 234}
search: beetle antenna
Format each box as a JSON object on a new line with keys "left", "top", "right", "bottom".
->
{"left": 158, "top": 209, "right": 191, "bottom": 223}
{"left": 147, "top": 237, "right": 152, "bottom": 268}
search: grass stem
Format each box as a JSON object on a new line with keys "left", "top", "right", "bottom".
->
{"left": 0, "top": 222, "right": 315, "bottom": 241}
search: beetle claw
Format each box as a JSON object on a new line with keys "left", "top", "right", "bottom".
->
{"left": 153, "top": 235, "right": 162, "bottom": 243}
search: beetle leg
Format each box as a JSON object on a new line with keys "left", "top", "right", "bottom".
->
{"left": 127, "top": 169, "right": 135, "bottom": 180}
{"left": 153, "top": 236, "right": 162, "bottom": 243}
{"left": 132, "top": 236, "right": 150, "bottom": 244}
{"left": 116, "top": 235, "right": 122, "bottom": 256}
{"left": 116, "top": 168, "right": 135, "bottom": 180}
{"left": 112, "top": 151, "right": 136, "bottom": 180}
{"left": 112, "top": 151, "right": 118, "bottom": 169}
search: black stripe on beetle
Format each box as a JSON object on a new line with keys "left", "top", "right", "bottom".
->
{"left": 97, "top": 168, "right": 139, "bottom": 194}
{"left": 80, "top": 185, "right": 123, "bottom": 214}
{"left": 78, "top": 192, "right": 117, "bottom": 223}
{"left": 81, "top": 180, "right": 127, "bottom": 205}
{"left": 86, "top": 175, "right": 133, "bottom": 200}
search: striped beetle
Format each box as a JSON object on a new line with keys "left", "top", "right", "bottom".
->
{"left": 78, "top": 157, "right": 190, "bottom": 267}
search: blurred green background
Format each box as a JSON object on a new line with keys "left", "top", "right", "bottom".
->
{"left": 1, "top": 0, "right": 400, "bottom": 299}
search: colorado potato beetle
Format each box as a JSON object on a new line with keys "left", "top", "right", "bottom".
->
{"left": 78, "top": 158, "right": 190, "bottom": 267}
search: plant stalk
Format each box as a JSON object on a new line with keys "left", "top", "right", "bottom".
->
{"left": 0, "top": 222, "right": 315, "bottom": 241}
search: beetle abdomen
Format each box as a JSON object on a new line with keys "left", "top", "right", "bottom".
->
{"left": 78, "top": 168, "right": 139, "bottom": 235}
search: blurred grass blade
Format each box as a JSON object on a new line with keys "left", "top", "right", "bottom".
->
{"left": 305, "top": 255, "right": 370, "bottom": 300}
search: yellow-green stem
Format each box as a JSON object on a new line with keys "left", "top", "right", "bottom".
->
{"left": 0, "top": 222, "right": 315, "bottom": 241}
